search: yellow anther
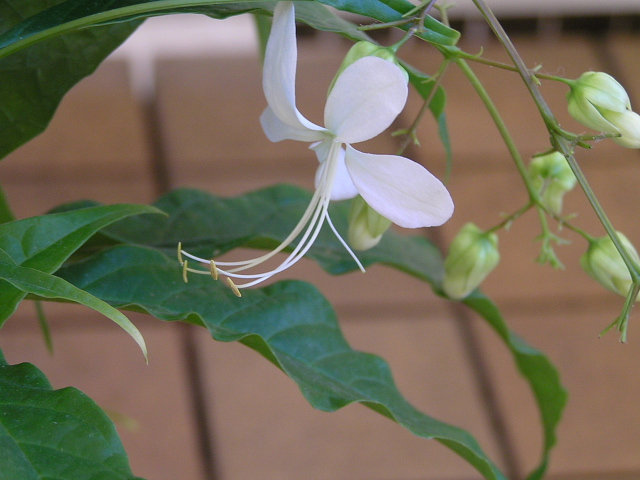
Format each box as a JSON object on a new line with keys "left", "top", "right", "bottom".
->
{"left": 182, "top": 260, "right": 189, "bottom": 283}
{"left": 177, "top": 242, "right": 184, "bottom": 265}
{"left": 226, "top": 277, "right": 242, "bottom": 297}
{"left": 209, "top": 260, "right": 219, "bottom": 280}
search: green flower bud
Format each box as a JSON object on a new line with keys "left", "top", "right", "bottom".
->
{"left": 528, "top": 151, "right": 577, "bottom": 214}
{"left": 581, "top": 232, "right": 640, "bottom": 300}
{"left": 567, "top": 72, "right": 640, "bottom": 148}
{"left": 443, "top": 223, "right": 500, "bottom": 299}
{"left": 348, "top": 195, "right": 392, "bottom": 251}
{"left": 329, "top": 41, "right": 408, "bottom": 93}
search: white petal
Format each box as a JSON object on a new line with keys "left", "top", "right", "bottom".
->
{"left": 568, "top": 96, "right": 619, "bottom": 133}
{"left": 605, "top": 110, "right": 640, "bottom": 149}
{"left": 344, "top": 146, "right": 454, "bottom": 228}
{"left": 309, "top": 138, "right": 333, "bottom": 162}
{"left": 324, "top": 56, "right": 408, "bottom": 144}
{"left": 263, "top": 2, "right": 324, "bottom": 134}
{"left": 315, "top": 146, "right": 359, "bottom": 200}
{"left": 261, "top": 107, "right": 327, "bottom": 143}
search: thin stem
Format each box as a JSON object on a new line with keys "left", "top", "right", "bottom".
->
{"left": 453, "top": 49, "right": 571, "bottom": 84}
{"left": 472, "top": 0, "right": 640, "bottom": 337}
{"left": 453, "top": 57, "right": 538, "bottom": 202}
{"left": 486, "top": 202, "right": 533, "bottom": 234}
{"left": 470, "top": 0, "right": 559, "bottom": 132}
{"left": 396, "top": 60, "right": 451, "bottom": 155}
{"left": 0, "top": 183, "right": 16, "bottom": 224}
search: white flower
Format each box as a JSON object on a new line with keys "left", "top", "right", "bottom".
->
{"left": 180, "top": 1, "right": 453, "bottom": 295}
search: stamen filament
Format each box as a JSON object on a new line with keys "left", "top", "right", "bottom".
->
{"left": 179, "top": 141, "right": 366, "bottom": 293}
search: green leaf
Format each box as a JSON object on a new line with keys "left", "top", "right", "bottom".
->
{"left": 0, "top": 182, "right": 16, "bottom": 224}
{"left": 0, "top": 0, "right": 141, "bottom": 160}
{"left": 72, "top": 185, "right": 564, "bottom": 479}
{"left": 316, "top": 0, "right": 459, "bottom": 45}
{"left": 0, "top": 248, "right": 147, "bottom": 361}
{"left": 404, "top": 62, "right": 453, "bottom": 177}
{"left": 462, "top": 293, "right": 567, "bottom": 480}
{"left": 56, "top": 244, "right": 506, "bottom": 480}
{"left": 0, "top": 203, "right": 160, "bottom": 334}
{"left": 0, "top": 1, "right": 371, "bottom": 61}
{"left": 0, "top": 348, "right": 144, "bottom": 480}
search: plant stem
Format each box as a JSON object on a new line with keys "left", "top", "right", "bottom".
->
{"left": 396, "top": 61, "right": 450, "bottom": 156}
{"left": 453, "top": 49, "right": 571, "bottom": 84}
{"left": 453, "top": 57, "right": 537, "bottom": 202}
{"left": 472, "top": 0, "right": 640, "bottom": 337}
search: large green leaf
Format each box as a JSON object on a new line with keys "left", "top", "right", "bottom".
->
{"left": 0, "top": 0, "right": 142, "bottom": 160}
{"left": 0, "top": 0, "right": 359, "bottom": 61}
{"left": 56, "top": 244, "right": 506, "bottom": 480}
{"left": 0, "top": 203, "right": 160, "bottom": 337}
{"left": 0, "top": 0, "right": 458, "bottom": 62}
{"left": 0, "top": 248, "right": 147, "bottom": 360}
{"left": 57, "top": 185, "right": 565, "bottom": 479}
{"left": 463, "top": 293, "right": 566, "bottom": 480}
{"left": 0, "top": 348, "right": 144, "bottom": 480}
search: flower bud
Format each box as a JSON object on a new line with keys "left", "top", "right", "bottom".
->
{"left": 443, "top": 223, "right": 500, "bottom": 299}
{"left": 329, "top": 41, "right": 408, "bottom": 93}
{"left": 348, "top": 195, "right": 392, "bottom": 251}
{"left": 599, "top": 110, "right": 640, "bottom": 149}
{"left": 567, "top": 71, "right": 640, "bottom": 148}
{"left": 528, "top": 151, "right": 577, "bottom": 214}
{"left": 581, "top": 232, "right": 640, "bottom": 300}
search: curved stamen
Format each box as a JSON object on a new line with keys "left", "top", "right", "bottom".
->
{"left": 179, "top": 141, "right": 366, "bottom": 292}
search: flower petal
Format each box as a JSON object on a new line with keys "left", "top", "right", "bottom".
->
{"left": 261, "top": 107, "right": 327, "bottom": 143}
{"left": 604, "top": 110, "right": 640, "bottom": 148}
{"left": 315, "top": 146, "right": 359, "bottom": 200}
{"left": 263, "top": 2, "right": 324, "bottom": 134}
{"left": 344, "top": 146, "right": 454, "bottom": 228}
{"left": 568, "top": 96, "right": 620, "bottom": 133}
{"left": 324, "top": 56, "right": 408, "bottom": 144}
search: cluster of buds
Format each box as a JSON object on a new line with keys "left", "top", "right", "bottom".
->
{"left": 581, "top": 232, "right": 640, "bottom": 301}
{"left": 528, "top": 151, "right": 577, "bottom": 215}
{"left": 567, "top": 71, "right": 640, "bottom": 149}
{"left": 442, "top": 223, "right": 500, "bottom": 299}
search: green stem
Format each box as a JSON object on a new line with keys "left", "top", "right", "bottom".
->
{"left": 472, "top": 0, "right": 640, "bottom": 338}
{"left": 35, "top": 300, "right": 54, "bottom": 355}
{"left": 396, "top": 60, "right": 451, "bottom": 155}
{"left": 253, "top": 13, "right": 272, "bottom": 62}
{"left": 453, "top": 49, "right": 572, "bottom": 84}
{"left": 0, "top": 0, "right": 242, "bottom": 59}
{"left": 453, "top": 57, "right": 538, "bottom": 202}
{"left": 486, "top": 202, "right": 533, "bottom": 234}
{"left": 470, "top": 0, "right": 559, "bottom": 132}
{"left": 0, "top": 183, "right": 16, "bottom": 224}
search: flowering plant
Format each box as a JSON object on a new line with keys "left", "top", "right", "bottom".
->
{"left": 0, "top": 1, "right": 638, "bottom": 479}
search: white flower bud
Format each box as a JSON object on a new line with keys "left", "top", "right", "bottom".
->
{"left": 443, "top": 223, "right": 500, "bottom": 299}
{"left": 581, "top": 232, "right": 640, "bottom": 299}
{"left": 567, "top": 72, "right": 640, "bottom": 148}
{"left": 348, "top": 195, "right": 392, "bottom": 251}
{"left": 601, "top": 110, "right": 640, "bottom": 149}
{"left": 528, "top": 151, "right": 577, "bottom": 214}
